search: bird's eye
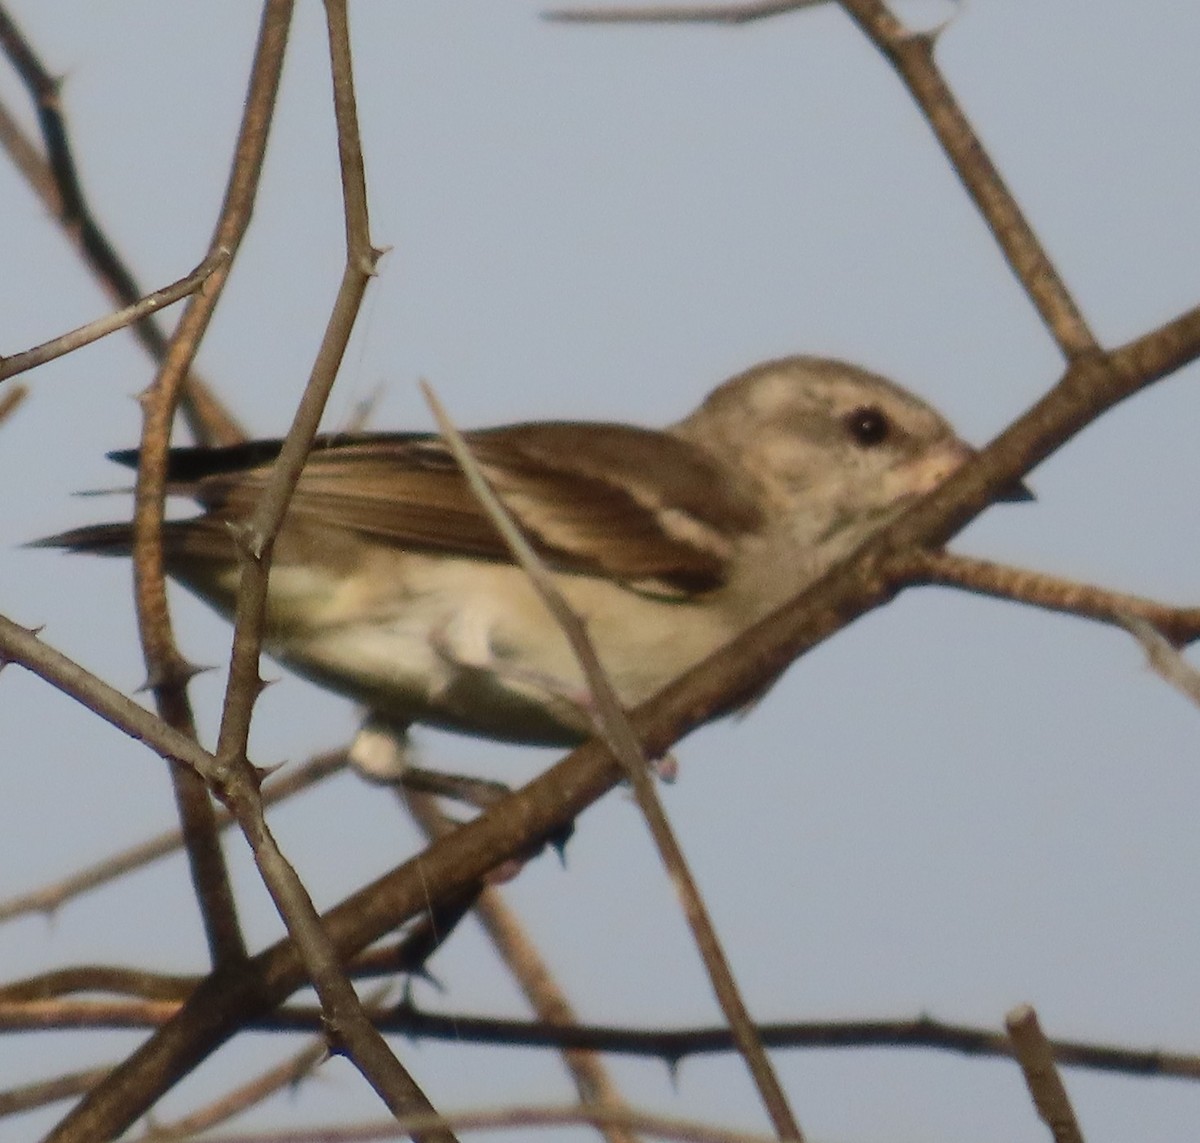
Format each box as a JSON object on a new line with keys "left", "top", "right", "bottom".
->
{"left": 844, "top": 405, "right": 891, "bottom": 447}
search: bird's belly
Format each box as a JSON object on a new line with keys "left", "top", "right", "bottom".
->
{"left": 258, "top": 556, "right": 733, "bottom": 747}
{"left": 271, "top": 615, "right": 589, "bottom": 747}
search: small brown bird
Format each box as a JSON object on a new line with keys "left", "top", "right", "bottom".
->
{"left": 40, "top": 356, "right": 1019, "bottom": 751}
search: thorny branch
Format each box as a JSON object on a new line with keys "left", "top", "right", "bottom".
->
{"left": 4, "top": 996, "right": 1199, "bottom": 1085}
{"left": 125, "top": 0, "right": 298, "bottom": 981}
{"left": 425, "top": 385, "right": 803, "bottom": 1140}
{"left": 0, "top": 3, "right": 244, "bottom": 445}
{"left": 2, "top": 2, "right": 1199, "bottom": 1141}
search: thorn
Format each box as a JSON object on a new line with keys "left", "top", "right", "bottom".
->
{"left": 343, "top": 383, "right": 386, "bottom": 432}
{"left": 177, "top": 658, "right": 214, "bottom": 683}
{"left": 321, "top": 1015, "right": 349, "bottom": 1058}
{"left": 138, "top": 654, "right": 210, "bottom": 693}
{"left": 404, "top": 965, "right": 444, "bottom": 993}
{"left": 927, "top": 0, "right": 966, "bottom": 43}
{"left": 549, "top": 821, "right": 575, "bottom": 865}
{"left": 664, "top": 1054, "right": 682, "bottom": 1090}
{"left": 227, "top": 518, "right": 267, "bottom": 561}
{"left": 256, "top": 758, "right": 287, "bottom": 782}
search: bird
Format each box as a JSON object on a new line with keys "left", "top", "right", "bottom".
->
{"left": 38, "top": 355, "right": 1023, "bottom": 757}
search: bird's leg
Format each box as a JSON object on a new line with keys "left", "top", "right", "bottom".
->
{"left": 350, "top": 715, "right": 559, "bottom": 881}
{"left": 398, "top": 765, "right": 512, "bottom": 811}
{"left": 349, "top": 715, "right": 510, "bottom": 811}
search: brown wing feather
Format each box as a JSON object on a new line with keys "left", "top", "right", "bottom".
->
{"left": 157, "top": 422, "right": 764, "bottom": 592}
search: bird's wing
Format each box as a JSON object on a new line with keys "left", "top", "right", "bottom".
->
{"left": 117, "top": 423, "right": 764, "bottom": 593}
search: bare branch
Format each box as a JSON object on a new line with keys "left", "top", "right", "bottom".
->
{"left": 898, "top": 550, "right": 1200, "bottom": 647}
{"left": 1006, "top": 1006, "right": 1086, "bottom": 1143}
{"left": 404, "top": 787, "right": 641, "bottom": 1143}
{"left": 545, "top": 0, "right": 827, "bottom": 22}
{"left": 150, "top": 1105, "right": 779, "bottom": 1143}
{"left": 125, "top": 0, "right": 302, "bottom": 982}
{"left": 0, "top": 616, "right": 223, "bottom": 779}
{"left": 1123, "top": 619, "right": 1200, "bottom": 710}
{"left": 422, "top": 384, "right": 803, "bottom": 1142}
{"left": 0, "top": 3, "right": 244, "bottom": 445}
{"left": 0, "top": 248, "right": 229, "bottom": 383}
{"left": 184, "top": 2, "right": 450, "bottom": 1135}
{"left": 131, "top": 1039, "right": 328, "bottom": 1141}
{"left": 545, "top": 0, "right": 1095, "bottom": 358}
{"left": 837, "top": 0, "right": 1096, "bottom": 358}
{"left": 0, "top": 382, "right": 27, "bottom": 427}
{"left": 0, "top": 1068, "right": 111, "bottom": 1118}
{"left": 0, "top": 966, "right": 194, "bottom": 1004}
{"left": 7, "top": 997, "right": 1200, "bottom": 1084}
{"left": 0, "top": 750, "right": 347, "bottom": 923}
{"left": 212, "top": 2, "right": 381, "bottom": 769}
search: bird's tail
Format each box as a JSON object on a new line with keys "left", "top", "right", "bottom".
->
{"left": 28, "top": 522, "right": 138, "bottom": 556}
{"left": 31, "top": 519, "right": 236, "bottom": 566}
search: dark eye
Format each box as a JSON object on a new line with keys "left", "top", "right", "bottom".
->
{"left": 844, "top": 405, "right": 891, "bottom": 447}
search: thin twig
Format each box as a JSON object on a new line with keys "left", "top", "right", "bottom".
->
{"left": 422, "top": 384, "right": 803, "bottom": 1141}
{"left": 0, "top": 967, "right": 194, "bottom": 1004}
{"left": 1123, "top": 618, "right": 1200, "bottom": 710}
{"left": 0, "top": 616, "right": 224, "bottom": 778}
{"left": 0, "top": 249, "right": 229, "bottom": 383}
{"left": 0, "top": 90, "right": 54, "bottom": 200}
{"left": 179, "top": 1, "right": 450, "bottom": 1136}
{"left": 133, "top": 1039, "right": 330, "bottom": 1141}
{"left": 127, "top": 0, "right": 301, "bottom": 980}
{"left": 7, "top": 996, "right": 1200, "bottom": 1084}
{"left": 404, "top": 787, "right": 641, "bottom": 1143}
{"left": 0, "top": 1067, "right": 111, "bottom": 1118}
{"left": 546, "top": 0, "right": 1096, "bottom": 359}
{"left": 0, "top": 3, "right": 244, "bottom": 445}
{"left": 1006, "top": 1006, "right": 1086, "bottom": 1143}
{"left": 837, "top": 0, "right": 1096, "bottom": 359}
{"left": 144, "top": 1104, "right": 779, "bottom": 1143}
{"left": 897, "top": 550, "right": 1200, "bottom": 647}
{"left": 0, "top": 382, "right": 27, "bottom": 426}
{"left": 135, "top": 986, "right": 422, "bottom": 1143}
{"left": 0, "top": 750, "right": 347, "bottom": 924}
{"left": 545, "top": 0, "right": 826, "bottom": 22}
{"left": 212, "top": 5, "right": 380, "bottom": 772}
{"left": 0, "top": 0, "right": 434, "bottom": 1129}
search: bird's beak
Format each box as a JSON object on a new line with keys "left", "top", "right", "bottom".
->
{"left": 897, "top": 438, "right": 1035, "bottom": 503}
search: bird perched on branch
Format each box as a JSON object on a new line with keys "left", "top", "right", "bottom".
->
{"left": 39, "top": 355, "right": 1024, "bottom": 757}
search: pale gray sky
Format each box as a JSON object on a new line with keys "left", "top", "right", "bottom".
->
{"left": 2, "top": 3, "right": 1199, "bottom": 1141}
